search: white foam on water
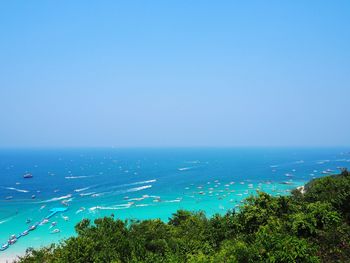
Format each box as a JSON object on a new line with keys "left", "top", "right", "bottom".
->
{"left": 65, "top": 176, "right": 93, "bottom": 179}
{"left": 0, "top": 218, "right": 12, "bottom": 224}
{"left": 178, "top": 167, "right": 193, "bottom": 171}
{"left": 163, "top": 199, "right": 181, "bottom": 203}
{"left": 135, "top": 204, "right": 153, "bottom": 207}
{"left": 79, "top": 192, "right": 96, "bottom": 196}
{"left": 125, "top": 185, "right": 152, "bottom": 193}
{"left": 42, "top": 194, "right": 72, "bottom": 203}
{"left": 74, "top": 187, "right": 90, "bottom": 192}
{"left": 89, "top": 204, "right": 131, "bottom": 212}
{"left": 119, "top": 179, "right": 156, "bottom": 188}
{"left": 5, "top": 187, "right": 29, "bottom": 193}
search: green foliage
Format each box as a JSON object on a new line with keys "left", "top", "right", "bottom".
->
{"left": 17, "top": 169, "right": 350, "bottom": 263}
{"left": 303, "top": 170, "right": 350, "bottom": 222}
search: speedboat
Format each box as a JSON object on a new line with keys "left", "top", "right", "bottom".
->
{"left": 9, "top": 238, "right": 17, "bottom": 245}
{"left": 21, "top": 230, "right": 29, "bottom": 236}
{"left": 51, "top": 228, "right": 60, "bottom": 234}
{"left": 29, "top": 225, "right": 37, "bottom": 231}
{"left": 39, "top": 219, "right": 49, "bottom": 225}
{"left": 1, "top": 243, "right": 9, "bottom": 251}
{"left": 5, "top": 196, "right": 13, "bottom": 200}
{"left": 23, "top": 173, "right": 33, "bottom": 179}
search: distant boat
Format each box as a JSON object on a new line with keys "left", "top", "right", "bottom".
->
{"left": 29, "top": 225, "right": 37, "bottom": 231}
{"left": 21, "top": 230, "right": 29, "bottom": 236}
{"left": 23, "top": 173, "right": 33, "bottom": 179}
{"left": 51, "top": 228, "right": 60, "bottom": 234}
{"left": 39, "top": 219, "right": 49, "bottom": 226}
{"left": 8, "top": 237, "right": 17, "bottom": 245}
{"left": 0, "top": 242, "right": 9, "bottom": 251}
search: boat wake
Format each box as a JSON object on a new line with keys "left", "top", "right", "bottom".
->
{"left": 163, "top": 199, "right": 181, "bottom": 203}
{"left": 41, "top": 194, "right": 72, "bottom": 203}
{"left": 178, "top": 167, "right": 194, "bottom": 171}
{"left": 125, "top": 185, "right": 152, "bottom": 193}
{"left": 89, "top": 204, "right": 131, "bottom": 212}
{"left": 93, "top": 184, "right": 153, "bottom": 198}
{"left": 65, "top": 176, "right": 93, "bottom": 179}
{"left": 79, "top": 192, "right": 96, "bottom": 197}
{"left": 124, "top": 179, "right": 156, "bottom": 186}
{"left": 74, "top": 187, "right": 90, "bottom": 192}
{"left": 5, "top": 187, "right": 29, "bottom": 193}
{"left": 0, "top": 218, "right": 12, "bottom": 225}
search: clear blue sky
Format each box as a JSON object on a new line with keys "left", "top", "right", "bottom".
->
{"left": 0, "top": 1, "right": 349, "bottom": 147}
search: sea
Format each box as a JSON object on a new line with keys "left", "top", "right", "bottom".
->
{"left": 0, "top": 147, "right": 349, "bottom": 261}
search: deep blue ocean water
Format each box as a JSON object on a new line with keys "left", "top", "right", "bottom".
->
{"left": 0, "top": 147, "right": 349, "bottom": 259}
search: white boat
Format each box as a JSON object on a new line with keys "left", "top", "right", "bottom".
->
{"left": 23, "top": 173, "right": 33, "bottom": 179}
{"left": 29, "top": 225, "right": 37, "bottom": 231}
{"left": 39, "top": 219, "right": 49, "bottom": 225}
{"left": 9, "top": 238, "right": 17, "bottom": 245}
{"left": 51, "top": 229, "right": 60, "bottom": 234}
{"left": 1, "top": 243, "right": 9, "bottom": 250}
{"left": 21, "top": 230, "right": 29, "bottom": 236}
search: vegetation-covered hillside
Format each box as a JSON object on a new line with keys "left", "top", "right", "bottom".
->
{"left": 17, "top": 169, "right": 350, "bottom": 263}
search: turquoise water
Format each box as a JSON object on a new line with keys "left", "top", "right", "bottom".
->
{"left": 0, "top": 148, "right": 349, "bottom": 259}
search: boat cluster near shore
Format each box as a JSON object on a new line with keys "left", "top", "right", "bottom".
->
{"left": 0, "top": 207, "right": 67, "bottom": 252}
